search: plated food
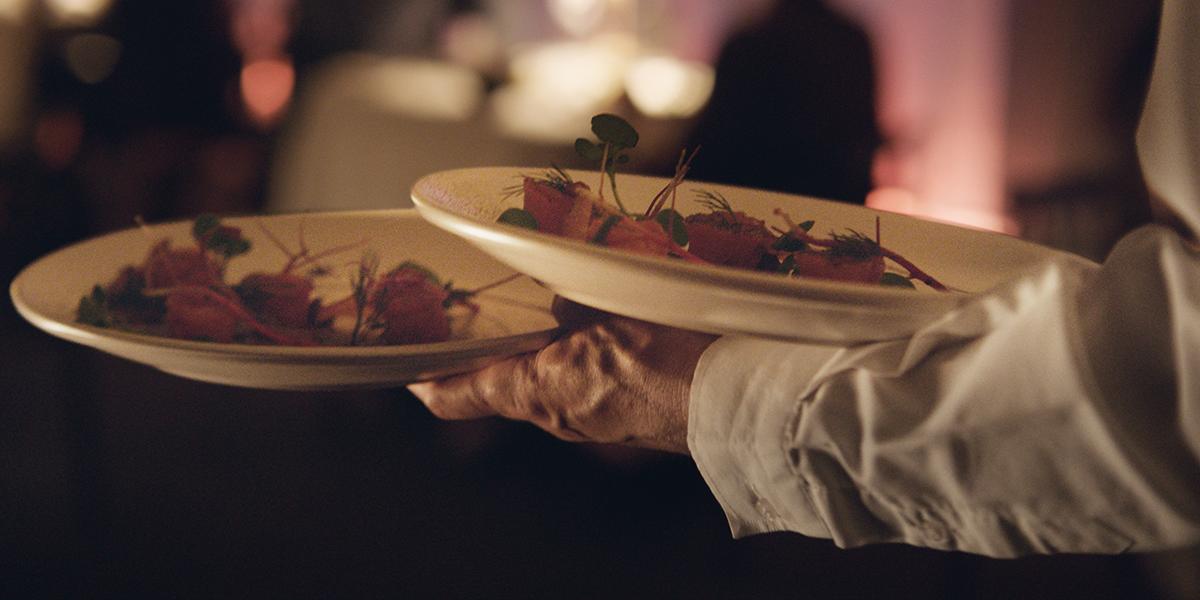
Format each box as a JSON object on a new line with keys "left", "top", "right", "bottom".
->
{"left": 504, "top": 170, "right": 949, "bottom": 291}
{"left": 11, "top": 210, "right": 558, "bottom": 390}
{"left": 411, "top": 118, "right": 1093, "bottom": 344}
{"left": 496, "top": 114, "right": 948, "bottom": 292}
{"left": 77, "top": 213, "right": 509, "bottom": 346}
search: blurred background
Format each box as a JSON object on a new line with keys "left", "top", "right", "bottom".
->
{"left": 2, "top": 0, "right": 1196, "bottom": 597}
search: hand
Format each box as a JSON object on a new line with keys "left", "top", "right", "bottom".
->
{"left": 408, "top": 298, "right": 717, "bottom": 454}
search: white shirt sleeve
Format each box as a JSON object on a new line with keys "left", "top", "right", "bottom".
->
{"left": 688, "top": 0, "right": 1200, "bottom": 558}
{"left": 688, "top": 227, "right": 1200, "bottom": 557}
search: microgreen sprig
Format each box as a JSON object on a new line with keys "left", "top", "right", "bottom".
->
{"left": 694, "top": 189, "right": 735, "bottom": 215}
{"left": 575, "top": 113, "right": 638, "bottom": 213}
{"left": 193, "top": 214, "right": 251, "bottom": 260}
{"left": 502, "top": 166, "right": 574, "bottom": 201}
{"left": 349, "top": 251, "right": 380, "bottom": 345}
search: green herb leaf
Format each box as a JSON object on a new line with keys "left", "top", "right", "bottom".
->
{"left": 694, "top": 189, "right": 734, "bottom": 214}
{"left": 193, "top": 213, "right": 220, "bottom": 238}
{"left": 575, "top": 114, "right": 641, "bottom": 215}
{"left": 193, "top": 214, "right": 251, "bottom": 258}
{"left": 654, "top": 209, "right": 689, "bottom": 246}
{"left": 77, "top": 285, "right": 111, "bottom": 327}
{"left": 591, "top": 215, "right": 623, "bottom": 245}
{"left": 772, "top": 235, "right": 807, "bottom": 252}
{"left": 574, "top": 138, "right": 604, "bottom": 161}
{"left": 880, "top": 272, "right": 916, "bottom": 288}
{"left": 349, "top": 252, "right": 380, "bottom": 346}
{"left": 777, "top": 255, "right": 797, "bottom": 275}
{"left": 798, "top": 220, "right": 815, "bottom": 232}
{"left": 497, "top": 207, "right": 540, "bottom": 230}
{"left": 828, "top": 230, "right": 880, "bottom": 260}
{"left": 591, "top": 113, "right": 638, "bottom": 149}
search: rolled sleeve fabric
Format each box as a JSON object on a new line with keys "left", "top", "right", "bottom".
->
{"left": 689, "top": 229, "right": 1200, "bottom": 557}
{"left": 688, "top": 336, "right": 840, "bottom": 539}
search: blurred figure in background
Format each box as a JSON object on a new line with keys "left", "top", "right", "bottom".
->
{"left": 684, "top": 0, "right": 880, "bottom": 204}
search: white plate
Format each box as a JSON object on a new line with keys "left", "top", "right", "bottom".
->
{"left": 10, "top": 210, "right": 558, "bottom": 390}
{"left": 412, "top": 167, "right": 1095, "bottom": 344}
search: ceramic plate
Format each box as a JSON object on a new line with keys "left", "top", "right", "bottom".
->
{"left": 412, "top": 167, "right": 1094, "bottom": 344}
{"left": 10, "top": 210, "right": 558, "bottom": 390}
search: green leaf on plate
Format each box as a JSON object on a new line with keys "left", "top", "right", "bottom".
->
{"left": 772, "top": 235, "right": 807, "bottom": 252}
{"left": 777, "top": 255, "right": 797, "bottom": 275}
{"left": 591, "top": 215, "right": 623, "bottom": 245}
{"left": 77, "top": 285, "right": 111, "bottom": 328}
{"left": 591, "top": 113, "right": 638, "bottom": 149}
{"left": 193, "top": 213, "right": 251, "bottom": 258}
{"left": 497, "top": 207, "right": 540, "bottom": 230}
{"left": 574, "top": 138, "right": 604, "bottom": 161}
{"left": 654, "top": 209, "right": 689, "bottom": 246}
{"left": 880, "top": 272, "right": 916, "bottom": 288}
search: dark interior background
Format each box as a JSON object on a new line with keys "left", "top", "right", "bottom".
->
{"left": 2, "top": 1, "right": 1196, "bottom": 598}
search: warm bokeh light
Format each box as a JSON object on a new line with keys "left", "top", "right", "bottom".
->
{"left": 866, "top": 187, "right": 1015, "bottom": 233}
{"left": 624, "top": 54, "right": 714, "bottom": 118}
{"left": 547, "top": 0, "right": 607, "bottom": 37}
{"left": 508, "top": 36, "right": 634, "bottom": 113}
{"left": 440, "top": 12, "right": 503, "bottom": 75}
{"left": 64, "top": 33, "right": 121, "bottom": 84}
{"left": 0, "top": 0, "right": 32, "bottom": 23}
{"left": 479, "top": 0, "right": 759, "bottom": 134}
{"left": 494, "top": 35, "right": 636, "bottom": 142}
{"left": 240, "top": 58, "right": 294, "bottom": 127}
{"left": 490, "top": 83, "right": 591, "bottom": 144}
{"left": 45, "top": 0, "right": 113, "bottom": 26}
{"left": 361, "top": 58, "right": 483, "bottom": 122}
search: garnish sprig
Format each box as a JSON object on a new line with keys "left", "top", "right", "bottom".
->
{"left": 503, "top": 166, "right": 574, "bottom": 201}
{"left": 253, "top": 217, "right": 365, "bottom": 275}
{"left": 773, "top": 209, "right": 949, "bottom": 291}
{"left": 349, "top": 251, "right": 380, "bottom": 345}
{"left": 644, "top": 146, "right": 701, "bottom": 219}
{"left": 575, "top": 113, "right": 639, "bottom": 214}
{"left": 693, "top": 189, "right": 735, "bottom": 216}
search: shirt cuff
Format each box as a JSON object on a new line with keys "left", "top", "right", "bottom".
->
{"left": 687, "top": 335, "right": 842, "bottom": 539}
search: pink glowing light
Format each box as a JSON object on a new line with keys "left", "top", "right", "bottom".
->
{"left": 240, "top": 58, "right": 294, "bottom": 126}
{"left": 830, "top": 0, "right": 1014, "bottom": 233}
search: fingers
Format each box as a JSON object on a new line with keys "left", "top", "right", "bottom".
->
{"left": 408, "top": 355, "right": 530, "bottom": 420}
{"left": 408, "top": 379, "right": 494, "bottom": 420}
{"left": 411, "top": 299, "right": 714, "bottom": 455}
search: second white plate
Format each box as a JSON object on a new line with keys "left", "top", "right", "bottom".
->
{"left": 11, "top": 209, "right": 558, "bottom": 390}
